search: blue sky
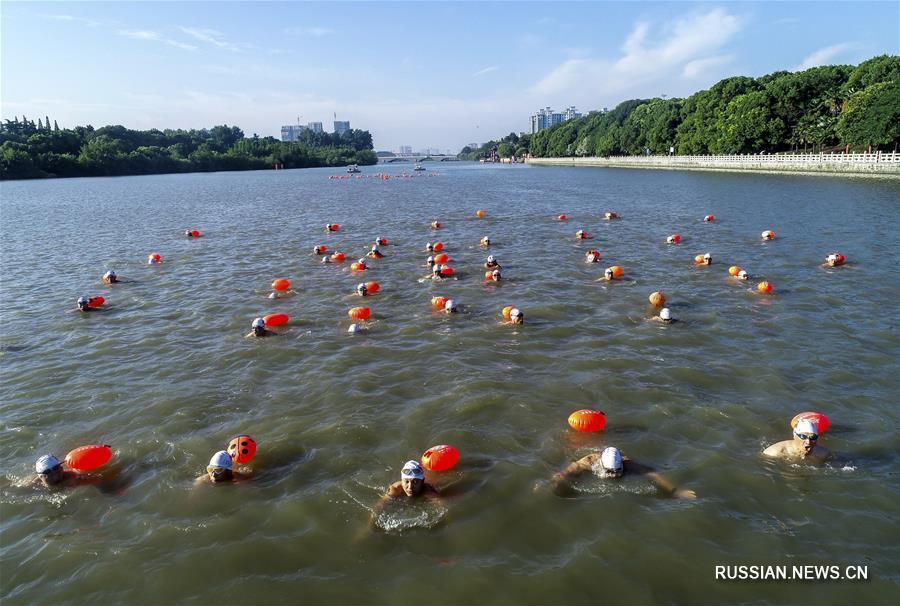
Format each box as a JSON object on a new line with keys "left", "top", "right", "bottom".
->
{"left": 2, "top": 1, "right": 898, "bottom": 152}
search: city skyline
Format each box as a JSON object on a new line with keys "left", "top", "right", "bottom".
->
{"left": 2, "top": 2, "right": 897, "bottom": 151}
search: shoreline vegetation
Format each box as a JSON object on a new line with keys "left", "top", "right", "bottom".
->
{"left": 0, "top": 123, "right": 377, "bottom": 181}
{"left": 460, "top": 55, "right": 899, "bottom": 163}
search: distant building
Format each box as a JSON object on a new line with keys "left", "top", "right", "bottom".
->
{"left": 398, "top": 145, "right": 413, "bottom": 155}
{"left": 334, "top": 120, "right": 350, "bottom": 135}
{"left": 281, "top": 124, "right": 307, "bottom": 141}
{"left": 307, "top": 122, "right": 324, "bottom": 134}
{"left": 530, "top": 106, "right": 581, "bottom": 134}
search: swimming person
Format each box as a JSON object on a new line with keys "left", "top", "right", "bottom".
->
{"left": 484, "top": 255, "right": 500, "bottom": 269}
{"left": 356, "top": 283, "right": 370, "bottom": 297}
{"left": 585, "top": 250, "right": 600, "bottom": 263}
{"left": 548, "top": 447, "right": 696, "bottom": 498}
{"left": 763, "top": 419, "right": 833, "bottom": 463}
{"left": 651, "top": 308, "right": 677, "bottom": 324}
{"left": 370, "top": 460, "right": 439, "bottom": 526}
{"left": 576, "top": 230, "right": 589, "bottom": 239}
{"left": 32, "top": 454, "right": 87, "bottom": 488}
{"left": 367, "top": 245, "right": 385, "bottom": 259}
{"left": 480, "top": 236, "right": 491, "bottom": 247}
{"left": 76, "top": 296, "right": 95, "bottom": 312}
{"left": 195, "top": 450, "right": 248, "bottom": 485}
{"left": 507, "top": 308, "right": 524, "bottom": 324}
{"left": 245, "top": 317, "right": 274, "bottom": 338}
{"left": 430, "top": 220, "right": 441, "bottom": 230}
{"left": 487, "top": 268, "right": 501, "bottom": 282}
{"left": 101, "top": 271, "right": 119, "bottom": 284}
{"left": 444, "top": 299, "right": 460, "bottom": 313}
{"left": 604, "top": 212, "right": 619, "bottom": 220}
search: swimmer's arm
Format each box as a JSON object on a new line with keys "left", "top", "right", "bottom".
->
{"left": 762, "top": 442, "right": 786, "bottom": 457}
{"left": 193, "top": 475, "right": 211, "bottom": 486}
{"left": 627, "top": 460, "right": 695, "bottom": 499}
{"left": 551, "top": 455, "right": 596, "bottom": 489}
{"left": 370, "top": 484, "right": 403, "bottom": 525}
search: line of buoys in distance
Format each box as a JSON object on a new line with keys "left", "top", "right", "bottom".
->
{"left": 568, "top": 409, "right": 606, "bottom": 433}
{"left": 65, "top": 444, "right": 112, "bottom": 471}
{"left": 272, "top": 278, "right": 291, "bottom": 292}
{"left": 757, "top": 281, "right": 773, "bottom": 294}
{"left": 348, "top": 306, "right": 371, "bottom": 321}
{"left": 227, "top": 435, "right": 257, "bottom": 463}
{"left": 791, "top": 411, "right": 829, "bottom": 434}
{"left": 421, "top": 444, "right": 459, "bottom": 471}
{"left": 263, "top": 313, "right": 289, "bottom": 327}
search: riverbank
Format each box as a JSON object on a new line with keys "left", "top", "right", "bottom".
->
{"left": 526, "top": 152, "right": 900, "bottom": 178}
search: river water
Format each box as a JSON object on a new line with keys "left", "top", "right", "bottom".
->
{"left": 1, "top": 164, "right": 898, "bottom": 604}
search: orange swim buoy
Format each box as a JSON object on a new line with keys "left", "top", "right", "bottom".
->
{"left": 649, "top": 291, "right": 666, "bottom": 306}
{"left": 432, "top": 296, "right": 449, "bottom": 309}
{"left": 147, "top": 253, "right": 161, "bottom": 264}
{"left": 791, "top": 412, "right": 830, "bottom": 434}
{"left": 327, "top": 223, "right": 340, "bottom": 232}
{"left": 227, "top": 435, "right": 257, "bottom": 463}
{"left": 757, "top": 281, "right": 773, "bottom": 294}
{"left": 88, "top": 296, "right": 105, "bottom": 308}
{"left": 365, "top": 281, "right": 380, "bottom": 294}
{"left": 350, "top": 262, "right": 366, "bottom": 271}
{"left": 376, "top": 237, "right": 388, "bottom": 246}
{"left": 440, "top": 266, "right": 454, "bottom": 276}
{"left": 433, "top": 252, "right": 449, "bottom": 264}
{"left": 263, "top": 313, "right": 289, "bottom": 327}
{"left": 761, "top": 230, "right": 775, "bottom": 240}
{"left": 187, "top": 229, "right": 201, "bottom": 237}
{"left": 704, "top": 215, "right": 715, "bottom": 222}
{"left": 475, "top": 210, "right": 485, "bottom": 218}
{"left": 501, "top": 305, "right": 514, "bottom": 320}
{"left": 608, "top": 265, "right": 623, "bottom": 278}
{"left": 667, "top": 234, "right": 681, "bottom": 244}
{"left": 65, "top": 444, "right": 112, "bottom": 471}
{"left": 568, "top": 409, "right": 607, "bottom": 433}
{"left": 331, "top": 252, "right": 345, "bottom": 262}
{"left": 421, "top": 444, "right": 459, "bottom": 471}
{"left": 348, "top": 306, "right": 371, "bottom": 320}
{"left": 272, "top": 278, "right": 291, "bottom": 292}
{"left": 728, "top": 266, "right": 742, "bottom": 276}
{"left": 432, "top": 242, "right": 444, "bottom": 252}
{"left": 558, "top": 214, "right": 567, "bottom": 221}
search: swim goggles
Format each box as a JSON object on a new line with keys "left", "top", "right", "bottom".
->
{"left": 795, "top": 433, "right": 818, "bottom": 441}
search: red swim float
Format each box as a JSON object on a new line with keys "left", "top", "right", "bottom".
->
{"left": 704, "top": 215, "right": 715, "bottom": 222}
{"left": 88, "top": 296, "right": 105, "bottom": 308}
{"left": 350, "top": 262, "right": 366, "bottom": 271}
{"left": 432, "top": 242, "right": 444, "bottom": 252}
{"left": 327, "top": 224, "right": 340, "bottom": 232}
{"left": 365, "top": 281, "right": 380, "bottom": 294}
{"left": 272, "top": 278, "right": 291, "bottom": 292}
{"left": 757, "top": 281, "right": 773, "bottom": 294}
{"left": 475, "top": 210, "right": 485, "bottom": 218}
{"left": 263, "top": 313, "right": 289, "bottom": 327}
{"left": 431, "top": 296, "right": 449, "bottom": 309}
{"left": 65, "top": 444, "right": 112, "bottom": 471}
{"left": 568, "top": 410, "right": 607, "bottom": 433}
{"left": 331, "top": 252, "right": 345, "bottom": 262}
{"left": 148, "top": 253, "right": 162, "bottom": 263}
{"left": 421, "top": 444, "right": 459, "bottom": 471}
{"left": 791, "top": 412, "right": 830, "bottom": 434}
{"left": 433, "top": 252, "right": 449, "bottom": 264}
{"left": 667, "top": 234, "right": 681, "bottom": 244}
{"left": 348, "top": 307, "right": 370, "bottom": 320}
{"left": 227, "top": 435, "right": 257, "bottom": 463}
{"left": 440, "top": 266, "right": 454, "bottom": 276}
{"left": 558, "top": 214, "right": 567, "bottom": 221}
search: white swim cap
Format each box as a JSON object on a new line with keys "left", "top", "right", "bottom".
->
{"left": 703, "top": 253, "right": 711, "bottom": 261}
{"left": 208, "top": 450, "right": 233, "bottom": 470}
{"left": 737, "top": 270, "right": 748, "bottom": 280}
{"left": 77, "top": 296, "right": 88, "bottom": 305}
{"left": 487, "top": 255, "right": 496, "bottom": 263}
{"left": 604, "top": 268, "right": 613, "bottom": 278}
{"left": 660, "top": 308, "right": 672, "bottom": 321}
{"left": 509, "top": 307, "right": 522, "bottom": 318}
{"left": 401, "top": 460, "right": 425, "bottom": 480}
{"left": 600, "top": 447, "right": 623, "bottom": 472}
{"left": 356, "top": 283, "right": 367, "bottom": 295}
{"left": 252, "top": 317, "right": 265, "bottom": 328}
{"left": 794, "top": 419, "right": 818, "bottom": 436}
{"left": 357, "top": 258, "right": 366, "bottom": 265}
{"left": 433, "top": 264, "right": 443, "bottom": 274}
{"left": 445, "top": 299, "right": 457, "bottom": 312}
{"left": 322, "top": 256, "right": 331, "bottom": 263}
{"left": 268, "top": 292, "right": 278, "bottom": 299}
{"left": 348, "top": 323, "right": 361, "bottom": 334}
{"left": 103, "top": 270, "right": 116, "bottom": 279}
{"left": 35, "top": 454, "right": 61, "bottom": 474}
{"left": 482, "top": 236, "right": 490, "bottom": 242}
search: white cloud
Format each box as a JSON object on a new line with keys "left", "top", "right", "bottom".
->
{"left": 793, "top": 43, "right": 857, "bottom": 71}
{"left": 472, "top": 66, "right": 498, "bottom": 77}
{"left": 179, "top": 27, "right": 242, "bottom": 52}
{"left": 40, "top": 14, "right": 100, "bottom": 27}
{"left": 284, "top": 26, "right": 334, "bottom": 37}
{"left": 118, "top": 30, "right": 197, "bottom": 51}
{"left": 530, "top": 9, "right": 743, "bottom": 105}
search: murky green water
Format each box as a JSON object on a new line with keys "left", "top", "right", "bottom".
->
{"left": 1, "top": 164, "right": 898, "bottom": 604}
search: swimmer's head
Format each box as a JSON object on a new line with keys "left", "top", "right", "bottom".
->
{"left": 491, "top": 269, "right": 501, "bottom": 281}
{"left": 321, "top": 256, "right": 331, "bottom": 264}
{"left": 103, "top": 270, "right": 117, "bottom": 282}
{"left": 356, "top": 283, "right": 368, "bottom": 296}
{"left": 426, "top": 243, "right": 434, "bottom": 252}
{"left": 703, "top": 253, "right": 712, "bottom": 263}
{"left": 599, "top": 446, "right": 624, "bottom": 478}
{"left": 207, "top": 450, "right": 233, "bottom": 482}
{"left": 268, "top": 292, "right": 279, "bottom": 299}
{"left": 348, "top": 323, "right": 362, "bottom": 334}
{"left": 659, "top": 308, "right": 673, "bottom": 321}
{"left": 487, "top": 255, "right": 496, "bottom": 264}
{"left": 444, "top": 299, "right": 458, "bottom": 313}
{"left": 737, "top": 270, "right": 748, "bottom": 280}
{"left": 604, "top": 268, "right": 614, "bottom": 280}
{"left": 371, "top": 244, "right": 380, "bottom": 252}
{"left": 251, "top": 317, "right": 265, "bottom": 336}
{"left": 77, "top": 296, "right": 90, "bottom": 311}
{"left": 314, "top": 245, "right": 325, "bottom": 255}
{"left": 376, "top": 237, "right": 387, "bottom": 246}
{"left": 481, "top": 236, "right": 490, "bottom": 245}
{"left": 400, "top": 460, "right": 426, "bottom": 496}
{"left": 793, "top": 419, "right": 819, "bottom": 456}
{"left": 426, "top": 256, "right": 435, "bottom": 267}
{"left": 357, "top": 258, "right": 367, "bottom": 266}
{"left": 509, "top": 308, "right": 523, "bottom": 324}
{"left": 35, "top": 454, "right": 65, "bottom": 485}
{"left": 432, "top": 264, "right": 442, "bottom": 275}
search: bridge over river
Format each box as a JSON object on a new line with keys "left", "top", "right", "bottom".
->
{"left": 377, "top": 154, "right": 460, "bottom": 164}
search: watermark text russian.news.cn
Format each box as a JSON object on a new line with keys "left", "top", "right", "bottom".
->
{"left": 715, "top": 565, "right": 868, "bottom": 581}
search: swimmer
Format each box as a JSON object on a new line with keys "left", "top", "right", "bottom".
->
{"left": 507, "top": 308, "right": 524, "bottom": 325}
{"left": 763, "top": 419, "right": 833, "bottom": 463}
{"left": 426, "top": 243, "right": 435, "bottom": 252}
{"left": 195, "top": 450, "right": 248, "bottom": 485}
{"left": 184, "top": 229, "right": 200, "bottom": 238}
{"left": 245, "top": 317, "right": 274, "bottom": 338}
{"left": 325, "top": 223, "right": 339, "bottom": 232}
{"left": 370, "top": 460, "right": 439, "bottom": 525}
{"left": 487, "top": 269, "right": 501, "bottom": 282}
{"left": 824, "top": 253, "right": 846, "bottom": 267}
{"left": 484, "top": 255, "right": 500, "bottom": 269}
{"left": 375, "top": 237, "right": 388, "bottom": 246}
{"left": 356, "top": 283, "right": 370, "bottom": 297}
{"left": 425, "top": 255, "right": 436, "bottom": 269}
{"left": 650, "top": 308, "right": 677, "bottom": 324}
{"left": 314, "top": 245, "right": 327, "bottom": 255}
{"left": 602, "top": 267, "right": 615, "bottom": 280}
{"left": 321, "top": 256, "right": 332, "bottom": 264}
{"left": 348, "top": 323, "right": 364, "bottom": 334}
{"left": 101, "top": 270, "right": 119, "bottom": 284}
{"left": 696, "top": 253, "right": 712, "bottom": 266}
{"left": 423, "top": 264, "right": 444, "bottom": 281}
{"left": 585, "top": 250, "right": 601, "bottom": 263}
{"left": 32, "top": 454, "right": 89, "bottom": 488}
{"left": 367, "top": 245, "right": 385, "bottom": 259}
{"left": 737, "top": 269, "right": 749, "bottom": 280}
{"left": 480, "top": 236, "right": 491, "bottom": 247}
{"left": 76, "top": 296, "right": 94, "bottom": 312}
{"left": 548, "top": 447, "right": 696, "bottom": 498}
{"left": 430, "top": 220, "right": 441, "bottom": 230}
{"left": 444, "top": 299, "right": 460, "bottom": 313}
{"left": 354, "top": 258, "right": 368, "bottom": 270}
{"left": 604, "top": 212, "right": 619, "bottom": 220}
{"left": 576, "top": 230, "right": 589, "bottom": 240}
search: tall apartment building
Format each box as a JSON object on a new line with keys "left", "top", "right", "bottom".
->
{"left": 397, "top": 145, "right": 413, "bottom": 155}
{"left": 334, "top": 121, "right": 350, "bottom": 136}
{"left": 281, "top": 124, "right": 307, "bottom": 141}
{"left": 307, "top": 122, "right": 324, "bottom": 134}
{"left": 530, "top": 106, "right": 581, "bottom": 134}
